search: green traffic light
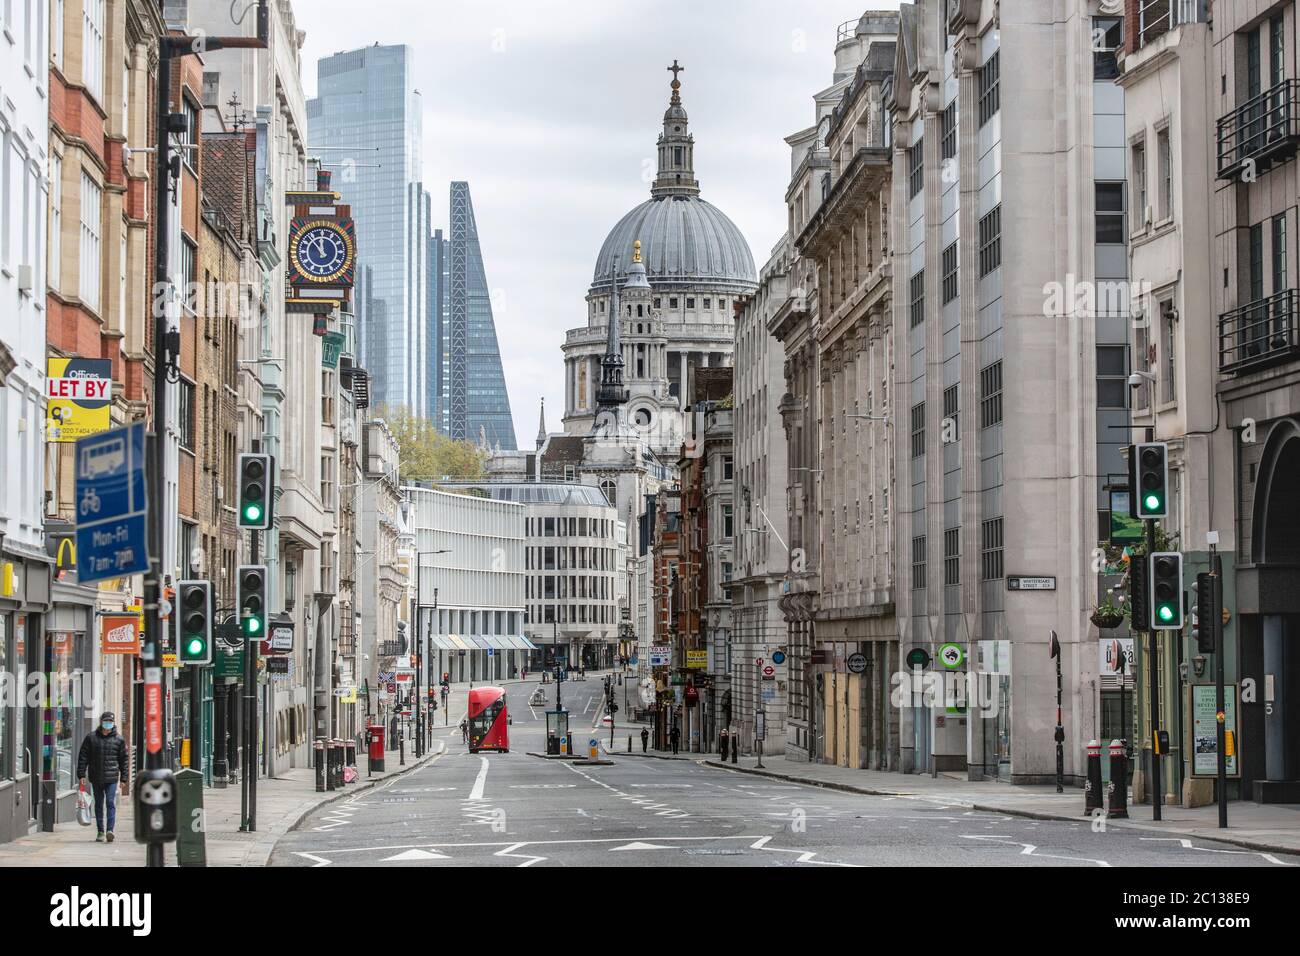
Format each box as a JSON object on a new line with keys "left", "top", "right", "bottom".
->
{"left": 244, "top": 616, "right": 261, "bottom": 635}
{"left": 185, "top": 636, "right": 205, "bottom": 656}
{"left": 1143, "top": 494, "right": 1161, "bottom": 512}
{"left": 1158, "top": 604, "right": 1174, "bottom": 622}
{"left": 243, "top": 502, "right": 263, "bottom": 522}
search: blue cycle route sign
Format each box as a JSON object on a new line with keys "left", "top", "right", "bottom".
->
{"left": 74, "top": 422, "right": 149, "bottom": 583}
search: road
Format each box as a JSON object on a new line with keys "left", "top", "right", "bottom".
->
{"left": 271, "top": 673, "right": 1300, "bottom": 868}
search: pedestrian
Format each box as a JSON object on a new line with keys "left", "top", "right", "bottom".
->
{"left": 459, "top": 717, "right": 469, "bottom": 744}
{"left": 719, "top": 728, "right": 730, "bottom": 761}
{"left": 640, "top": 726, "right": 649, "bottom": 753}
{"left": 669, "top": 723, "right": 680, "bottom": 755}
{"left": 522, "top": 668, "right": 527, "bottom": 682}
{"left": 77, "top": 711, "right": 128, "bottom": 843}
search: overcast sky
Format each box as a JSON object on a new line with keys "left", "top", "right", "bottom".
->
{"left": 297, "top": 0, "right": 892, "bottom": 446}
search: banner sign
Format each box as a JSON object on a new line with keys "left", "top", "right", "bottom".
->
{"left": 685, "top": 649, "right": 707, "bottom": 669}
{"left": 47, "top": 358, "right": 113, "bottom": 442}
{"left": 100, "top": 613, "right": 141, "bottom": 655}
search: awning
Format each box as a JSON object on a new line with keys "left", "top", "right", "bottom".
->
{"left": 430, "top": 635, "right": 457, "bottom": 651}
{"left": 431, "top": 633, "right": 537, "bottom": 651}
{"left": 445, "top": 634, "right": 472, "bottom": 651}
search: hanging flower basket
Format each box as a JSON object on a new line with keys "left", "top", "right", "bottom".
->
{"left": 1090, "top": 604, "right": 1124, "bottom": 630}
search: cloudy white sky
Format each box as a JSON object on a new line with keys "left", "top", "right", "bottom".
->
{"left": 297, "top": 0, "right": 894, "bottom": 445}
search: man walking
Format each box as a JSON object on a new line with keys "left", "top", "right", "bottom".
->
{"left": 669, "top": 722, "right": 680, "bottom": 755}
{"left": 77, "top": 712, "right": 128, "bottom": 843}
{"left": 640, "top": 726, "right": 650, "bottom": 753}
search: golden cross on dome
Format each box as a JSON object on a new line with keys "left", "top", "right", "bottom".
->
{"left": 633, "top": 239, "right": 642, "bottom": 263}
{"left": 668, "top": 60, "right": 684, "bottom": 104}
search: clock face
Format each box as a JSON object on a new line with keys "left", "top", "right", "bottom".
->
{"left": 293, "top": 223, "right": 351, "bottom": 282}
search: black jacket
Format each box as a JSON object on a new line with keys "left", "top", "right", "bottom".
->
{"left": 77, "top": 729, "right": 129, "bottom": 787}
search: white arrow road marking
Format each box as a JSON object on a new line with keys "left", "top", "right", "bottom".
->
{"left": 611, "top": 841, "right": 677, "bottom": 851}
{"left": 495, "top": 843, "right": 546, "bottom": 866}
{"left": 312, "top": 806, "right": 359, "bottom": 832}
{"left": 468, "top": 755, "right": 490, "bottom": 801}
{"left": 961, "top": 835, "right": 1111, "bottom": 867}
{"left": 382, "top": 848, "right": 450, "bottom": 862}
{"left": 294, "top": 852, "right": 333, "bottom": 867}
{"left": 1140, "top": 837, "right": 1298, "bottom": 866}
{"left": 748, "top": 836, "right": 855, "bottom": 866}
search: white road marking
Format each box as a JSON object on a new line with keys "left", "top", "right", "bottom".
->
{"left": 1140, "top": 837, "right": 1298, "bottom": 866}
{"left": 495, "top": 842, "right": 547, "bottom": 867}
{"left": 294, "top": 852, "right": 333, "bottom": 867}
{"left": 749, "top": 835, "right": 855, "bottom": 867}
{"left": 961, "top": 834, "right": 1111, "bottom": 867}
{"left": 468, "top": 755, "right": 490, "bottom": 801}
{"left": 382, "top": 848, "right": 449, "bottom": 861}
{"left": 610, "top": 841, "right": 675, "bottom": 851}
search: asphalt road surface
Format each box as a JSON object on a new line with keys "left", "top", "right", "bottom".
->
{"left": 270, "top": 674, "right": 1300, "bottom": 868}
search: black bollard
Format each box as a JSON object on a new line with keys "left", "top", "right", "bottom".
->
{"left": 731, "top": 737, "right": 738, "bottom": 763}
{"left": 1106, "top": 738, "right": 1129, "bottom": 819}
{"left": 325, "top": 739, "right": 337, "bottom": 791}
{"left": 314, "top": 739, "right": 326, "bottom": 792}
{"left": 1084, "top": 739, "right": 1104, "bottom": 815}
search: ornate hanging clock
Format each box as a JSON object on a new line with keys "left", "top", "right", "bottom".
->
{"left": 288, "top": 218, "right": 356, "bottom": 286}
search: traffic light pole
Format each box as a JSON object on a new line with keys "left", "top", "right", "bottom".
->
{"left": 1146, "top": 512, "right": 1162, "bottom": 822}
{"left": 242, "top": 530, "right": 260, "bottom": 832}
{"left": 1212, "top": 549, "right": 1227, "bottom": 829}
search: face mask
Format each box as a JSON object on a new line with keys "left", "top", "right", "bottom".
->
{"left": 101, "top": 722, "right": 114, "bottom": 732}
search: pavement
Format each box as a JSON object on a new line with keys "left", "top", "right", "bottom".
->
{"left": 268, "top": 672, "right": 1300, "bottom": 867}
{"left": 0, "top": 683, "right": 484, "bottom": 867}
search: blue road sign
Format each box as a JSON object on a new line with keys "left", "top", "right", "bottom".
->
{"left": 75, "top": 422, "right": 149, "bottom": 583}
{"left": 487, "top": 648, "right": 494, "bottom": 657}
{"left": 772, "top": 650, "right": 787, "bottom": 665}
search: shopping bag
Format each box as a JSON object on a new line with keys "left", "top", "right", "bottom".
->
{"left": 75, "top": 784, "right": 93, "bottom": 827}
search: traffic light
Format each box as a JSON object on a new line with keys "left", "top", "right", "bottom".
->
{"left": 237, "top": 452, "right": 274, "bottom": 529}
{"left": 237, "top": 564, "right": 268, "bottom": 639}
{"left": 1149, "top": 551, "right": 1184, "bottom": 630}
{"left": 1130, "top": 442, "right": 1169, "bottom": 519}
{"left": 1129, "top": 555, "right": 1150, "bottom": 633}
{"left": 1195, "top": 570, "right": 1219, "bottom": 654}
{"left": 176, "top": 580, "right": 213, "bottom": 665}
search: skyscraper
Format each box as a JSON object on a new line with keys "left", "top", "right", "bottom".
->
{"left": 445, "top": 182, "right": 516, "bottom": 449}
{"left": 308, "top": 44, "right": 431, "bottom": 416}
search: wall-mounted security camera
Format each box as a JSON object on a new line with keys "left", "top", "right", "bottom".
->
{"left": 1128, "top": 369, "right": 1156, "bottom": 389}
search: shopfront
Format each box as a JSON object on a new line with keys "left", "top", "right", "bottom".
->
{"left": 0, "top": 548, "right": 52, "bottom": 843}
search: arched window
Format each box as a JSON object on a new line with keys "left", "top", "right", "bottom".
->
{"left": 599, "top": 479, "right": 616, "bottom": 507}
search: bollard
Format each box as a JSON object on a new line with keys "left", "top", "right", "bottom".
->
{"left": 314, "top": 739, "right": 326, "bottom": 792}
{"left": 627, "top": 735, "right": 632, "bottom": 752}
{"left": 332, "top": 740, "right": 344, "bottom": 789}
{"left": 326, "top": 740, "right": 338, "bottom": 791}
{"left": 1106, "top": 738, "right": 1129, "bottom": 819}
{"left": 731, "top": 740, "right": 738, "bottom": 764}
{"left": 1084, "top": 739, "right": 1104, "bottom": 815}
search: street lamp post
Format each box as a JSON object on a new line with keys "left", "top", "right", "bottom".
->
{"left": 413, "top": 549, "right": 451, "bottom": 759}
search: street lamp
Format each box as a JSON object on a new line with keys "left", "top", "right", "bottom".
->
{"left": 413, "top": 548, "right": 451, "bottom": 758}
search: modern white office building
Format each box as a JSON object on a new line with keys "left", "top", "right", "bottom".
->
{"left": 404, "top": 485, "right": 530, "bottom": 685}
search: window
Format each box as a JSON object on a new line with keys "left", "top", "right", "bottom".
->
{"left": 910, "top": 401, "right": 925, "bottom": 458}
{"left": 1133, "top": 320, "right": 1152, "bottom": 409}
{"left": 981, "top": 518, "right": 1004, "bottom": 581}
{"left": 1156, "top": 128, "right": 1172, "bottom": 221}
{"left": 703, "top": 298, "right": 711, "bottom": 309}
{"left": 978, "top": 51, "right": 1000, "bottom": 127}
{"left": 723, "top": 455, "right": 733, "bottom": 480}
{"left": 180, "top": 237, "right": 197, "bottom": 312}
{"left": 908, "top": 138, "right": 924, "bottom": 198}
{"left": 1131, "top": 138, "right": 1147, "bottom": 224}
{"left": 1159, "top": 300, "right": 1176, "bottom": 404}
{"left": 980, "top": 361, "right": 1003, "bottom": 427}
{"left": 1095, "top": 182, "right": 1126, "bottom": 244}
{"left": 182, "top": 98, "right": 200, "bottom": 169}
{"left": 179, "top": 381, "right": 196, "bottom": 451}
{"left": 910, "top": 535, "right": 927, "bottom": 589}
{"left": 941, "top": 241, "right": 958, "bottom": 304}
{"left": 52, "top": 0, "right": 64, "bottom": 70}
{"left": 322, "top": 369, "right": 335, "bottom": 424}
{"left": 722, "top": 505, "right": 734, "bottom": 538}
{"left": 653, "top": 297, "right": 661, "bottom": 309}
{"left": 909, "top": 270, "right": 925, "bottom": 328}
{"left": 321, "top": 454, "right": 334, "bottom": 507}
{"left": 1273, "top": 213, "right": 1288, "bottom": 296}
{"left": 82, "top": 0, "right": 104, "bottom": 103}
{"left": 669, "top": 297, "right": 678, "bottom": 309}
{"left": 941, "top": 100, "right": 957, "bottom": 160}
{"left": 943, "top": 528, "right": 960, "bottom": 586}
{"left": 79, "top": 170, "right": 102, "bottom": 311}
{"left": 943, "top": 383, "right": 959, "bottom": 441}
{"left": 686, "top": 297, "right": 695, "bottom": 309}
{"left": 1096, "top": 346, "right": 1128, "bottom": 409}
{"left": 1093, "top": 17, "right": 1122, "bottom": 80}
{"left": 978, "top": 206, "right": 1001, "bottom": 276}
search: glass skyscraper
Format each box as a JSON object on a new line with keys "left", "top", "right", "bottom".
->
{"left": 443, "top": 182, "right": 516, "bottom": 449}
{"left": 308, "top": 44, "right": 431, "bottom": 416}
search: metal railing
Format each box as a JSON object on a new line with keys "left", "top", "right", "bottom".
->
{"left": 1220, "top": 288, "right": 1300, "bottom": 373}
{"left": 1138, "top": 0, "right": 1205, "bottom": 48}
{"left": 1217, "top": 79, "right": 1300, "bottom": 179}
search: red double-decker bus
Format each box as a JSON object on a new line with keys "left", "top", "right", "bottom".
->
{"left": 466, "top": 686, "right": 509, "bottom": 753}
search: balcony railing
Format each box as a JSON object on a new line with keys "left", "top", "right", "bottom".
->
{"left": 1220, "top": 289, "right": 1300, "bottom": 373}
{"left": 1138, "top": 0, "right": 1205, "bottom": 48}
{"left": 1217, "top": 79, "right": 1300, "bottom": 180}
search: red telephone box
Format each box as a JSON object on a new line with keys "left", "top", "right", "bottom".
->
{"left": 367, "top": 723, "right": 386, "bottom": 772}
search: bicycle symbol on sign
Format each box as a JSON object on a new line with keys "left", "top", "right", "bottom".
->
{"left": 79, "top": 486, "right": 101, "bottom": 517}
